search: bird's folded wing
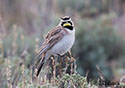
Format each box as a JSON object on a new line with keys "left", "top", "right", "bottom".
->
{"left": 37, "top": 26, "right": 64, "bottom": 56}
{"left": 45, "top": 26, "right": 63, "bottom": 40}
{"left": 32, "top": 26, "right": 65, "bottom": 69}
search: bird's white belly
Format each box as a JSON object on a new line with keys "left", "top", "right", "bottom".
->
{"left": 50, "top": 34, "right": 75, "bottom": 55}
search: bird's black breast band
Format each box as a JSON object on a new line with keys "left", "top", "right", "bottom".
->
{"left": 64, "top": 26, "right": 73, "bottom": 30}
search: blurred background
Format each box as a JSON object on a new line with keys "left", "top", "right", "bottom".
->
{"left": 0, "top": 0, "right": 125, "bottom": 87}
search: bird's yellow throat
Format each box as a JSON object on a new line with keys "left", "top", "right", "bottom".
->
{"left": 63, "top": 23, "right": 71, "bottom": 26}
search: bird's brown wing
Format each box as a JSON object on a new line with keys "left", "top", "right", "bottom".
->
{"left": 32, "top": 26, "right": 65, "bottom": 77}
{"left": 38, "top": 26, "right": 64, "bottom": 54}
{"left": 45, "top": 26, "right": 63, "bottom": 40}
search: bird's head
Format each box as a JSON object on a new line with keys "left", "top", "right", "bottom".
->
{"left": 59, "top": 16, "right": 74, "bottom": 30}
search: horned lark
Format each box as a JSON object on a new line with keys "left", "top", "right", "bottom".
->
{"left": 33, "top": 16, "right": 75, "bottom": 77}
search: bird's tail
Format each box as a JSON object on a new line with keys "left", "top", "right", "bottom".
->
{"left": 36, "top": 56, "right": 45, "bottom": 76}
{"left": 32, "top": 53, "right": 46, "bottom": 80}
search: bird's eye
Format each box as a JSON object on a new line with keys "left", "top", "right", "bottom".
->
{"left": 61, "top": 22, "right": 66, "bottom": 26}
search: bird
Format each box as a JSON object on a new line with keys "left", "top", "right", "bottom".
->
{"left": 32, "top": 16, "right": 75, "bottom": 77}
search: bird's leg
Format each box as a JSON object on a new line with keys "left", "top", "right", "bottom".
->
{"left": 67, "top": 51, "right": 75, "bottom": 63}
{"left": 67, "top": 51, "right": 72, "bottom": 58}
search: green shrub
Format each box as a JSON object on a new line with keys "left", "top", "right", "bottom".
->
{"left": 73, "top": 14, "right": 125, "bottom": 80}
